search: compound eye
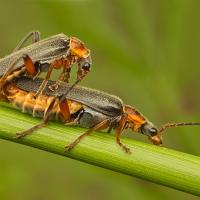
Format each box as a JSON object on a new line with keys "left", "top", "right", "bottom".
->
{"left": 149, "top": 128, "right": 158, "bottom": 137}
{"left": 82, "top": 62, "right": 91, "bottom": 71}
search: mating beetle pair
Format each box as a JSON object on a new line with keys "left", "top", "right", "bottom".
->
{"left": 0, "top": 31, "right": 199, "bottom": 153}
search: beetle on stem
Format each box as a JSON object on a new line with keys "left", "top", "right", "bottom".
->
{"left": 1, "top": 76, "right": 200, "bottom": 153}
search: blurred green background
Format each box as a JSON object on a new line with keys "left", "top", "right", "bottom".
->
{"left": 0, "top": 0, "right": 200, "bottom": 199}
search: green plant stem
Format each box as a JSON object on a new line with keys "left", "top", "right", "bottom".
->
{"left": 0, "top": 102, "right": 200, "bottom": 196}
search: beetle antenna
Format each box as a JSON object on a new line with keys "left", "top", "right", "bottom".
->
{"left": 158, "top": 122, "right": 200, "bottom": 134}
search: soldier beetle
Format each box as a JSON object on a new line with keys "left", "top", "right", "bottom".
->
{"left": 0, "top": 31, "right": 91, "bottom": 97}
{"left": 1, "top": 76, "right": 200, "bottom": 153}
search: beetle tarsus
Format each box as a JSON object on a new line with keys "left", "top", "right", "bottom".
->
{"left": 64, "top": 144, "right": 75, "bottom": 152}
{"left": 121, "top": 145, "right": 131, "bottom": 154}
{"left": 49, "top": 82, "right": 60, "bottom": 91}
{"left": 64, "top": 131, "right": 90, "bottom": 152}
{"left": 64, "top": 138, "right": 82, "bottom": 152}
{"left": 14, "top": 130, "right": 34, "bottom": 139}
{"left": 116, "top": 139, "right": 131, "bottom": 154}
{"left": 14, "top": 120, "right": 47, "bottom": 139}
{"left": 14, "top": 133, "right": 26, "bottom": 139}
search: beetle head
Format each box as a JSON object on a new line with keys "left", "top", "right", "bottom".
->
{"left": 77, "top": 56, "right": 92, "bottom": 80}
{"left": 124, "top": 105, "right": 162, "bottom": 145}
{"left": 69, "top": 37, "right": 92, "bottom": 80}
{"left": 141, "top": 122, "right": 162, "bottom": 145}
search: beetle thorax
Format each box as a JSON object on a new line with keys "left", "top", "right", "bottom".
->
{"left": 124, "top": 105, "right": 146, "bottom": 132}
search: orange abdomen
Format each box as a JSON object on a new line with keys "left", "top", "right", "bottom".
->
{"left": 5, "top": 84, "right": 83, "bottom": 122}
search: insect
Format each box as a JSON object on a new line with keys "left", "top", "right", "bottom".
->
{"left": 1, "top": 76, "right": 200, "bottom": 153}
{"left": 0, "top": 31, "right": 92, "bottom": 96}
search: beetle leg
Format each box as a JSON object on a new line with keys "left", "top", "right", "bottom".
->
{"left": 14, "top": 97, "right": 57, "bottom": 138}
{"left": 49, "top": 68, "right": 71, "bottom": 91}
{"left": 107, "top": 125, "right": 114, "bottom": 133}
{"left": 32, "top": 68, "right": 41, "bottom": 80}
{"left": 13, "top": 31, "right": 40, "bottom": 52}
{"left": 64, "top": 108, "right": 85, "bottom": 126}
{"left": 58, "top": 79, "right": 80, "bottom": 104}
{"left": 14, "top": 120, "right": 47, "bottom": 139}
{"left": 48, "top": 82, "right": 60, "bottom": 91}
{"left": 4, "top": 68, "right": 26, "bottom": 83}
{"left": 59, "top": 98, "right": 71, "bottom": 122}
{"left": 15, "top": 95, "right": 72, "bottom": 139}
{"left": 115, "top": 114, "right": 131, "bottom": 154}
{"left": 34, "top": 63, "right": 54, "bottom": 97}
{"left": 107, "top": 118, "right": 119, "bottom": 133}
{"left": 65, "top": 120, "right": 79, "bottom": 126}
{"left": 61, "top": 68, "right": 71, "bottom": 83}
{"left": 65, "top": 118, "right": 112, "bottom": 152}
{"left": 76, "top": 67, "right": 85, "bottom": 82}
{"left": 22, "top": 54, "right": 38, "bottom": 76}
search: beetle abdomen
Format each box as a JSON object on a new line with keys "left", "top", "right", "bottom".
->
{"left": 5, "top": 84, "right": 83, "bottom": 121}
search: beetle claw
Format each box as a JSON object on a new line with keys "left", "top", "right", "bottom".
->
{"left": 64, "top": 144, "right": 74, "bottom": 152}
{"left": 14, "top": 132, "right": 26, "bottom": 139}
{"left": 122, "top": 145, "right": 131, "bottom": 154}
